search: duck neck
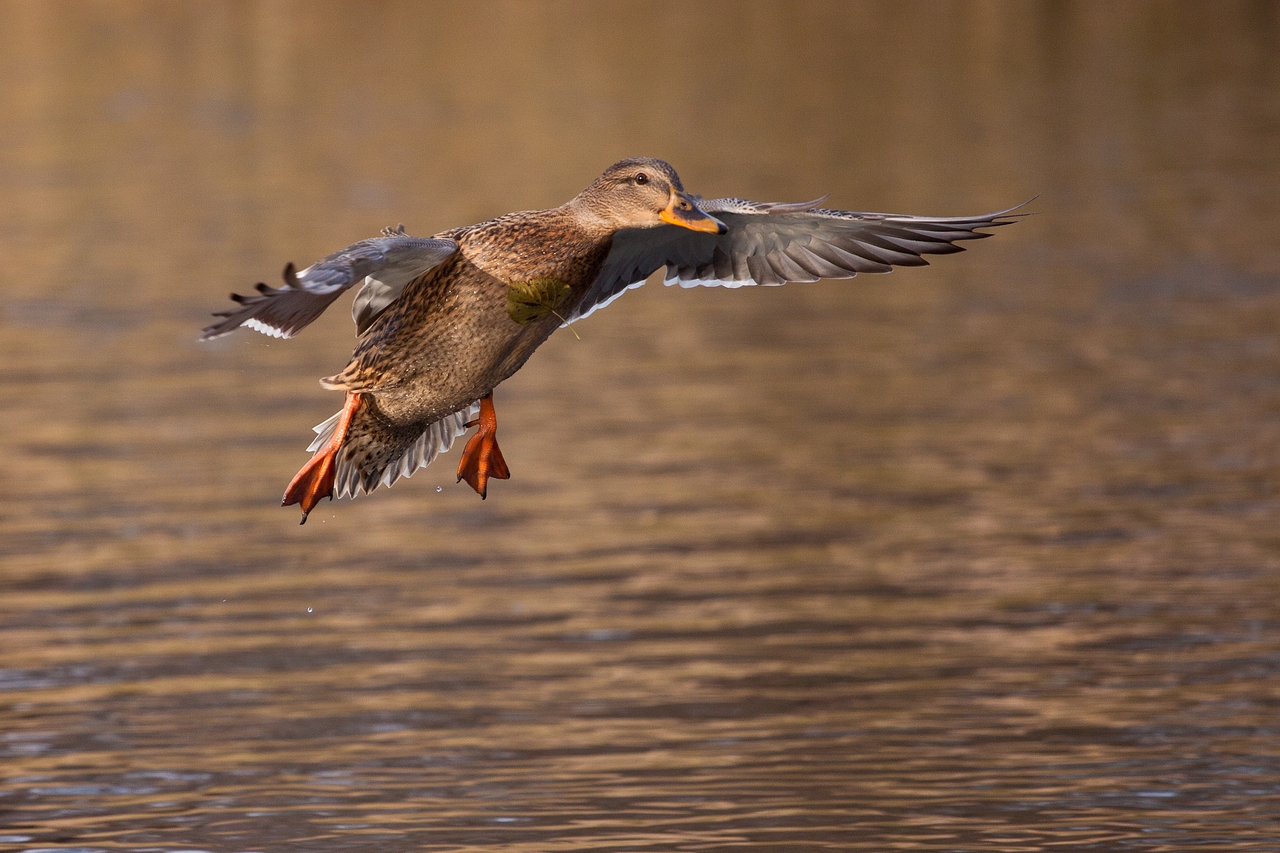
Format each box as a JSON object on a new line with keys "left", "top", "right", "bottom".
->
{"left": 562, "top": 196, "right": 626, "bottom": 240}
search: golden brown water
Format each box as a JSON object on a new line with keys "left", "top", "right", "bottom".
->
{"left": 3, "top": 2, "right": 1280, "bottom": 850}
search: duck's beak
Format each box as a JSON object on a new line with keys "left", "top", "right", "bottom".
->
{"left": 659, "top": 190, "right": 727, "bottom": 234}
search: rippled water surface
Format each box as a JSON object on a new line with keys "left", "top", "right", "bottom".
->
{"left": 3, "top": 2, "right": 1280, "bottom": 850}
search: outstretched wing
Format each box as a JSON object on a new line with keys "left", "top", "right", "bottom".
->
{"left": 201, "top": 229, "right": 458, "bottom": 340}
{"left": 567, "top": 197, "right": 1030, "bottom": 323}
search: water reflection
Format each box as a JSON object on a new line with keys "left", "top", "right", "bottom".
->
{"left": 2, "top": 1, "right": 1279, "bottom": 850}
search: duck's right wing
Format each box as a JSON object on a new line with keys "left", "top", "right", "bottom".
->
{"left": 201, "top": 229, "right": 458, "bottom": 340}
{"left": 566, "top": 198, "right": 1030, "bottom": 323}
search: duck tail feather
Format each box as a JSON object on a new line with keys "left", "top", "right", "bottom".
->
{"left": 307, "top": 400, "right": 480, "bottom": 500}
{"left": 307, "top": 410, "right": 343, "bottom": 452}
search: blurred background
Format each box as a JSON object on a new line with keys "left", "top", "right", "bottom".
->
{"left": 1, "top": 1, "right": 1278, "bottom": 850}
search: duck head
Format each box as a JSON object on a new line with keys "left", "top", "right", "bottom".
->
{"left": 570, "top": 158, "right": 727, "bottom": 235}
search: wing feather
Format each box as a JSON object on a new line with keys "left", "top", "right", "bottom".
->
{"left": 201, "top": 231, "right": 458, "bottom": 340}
{"left": 565, "top": 198, "right": 1030, "bottom": 324}
{"left": 787, "top": 243, "right": 850, "bottom": 279}
{"left": 768, "top": 250, "right": 815, "bottom": 283}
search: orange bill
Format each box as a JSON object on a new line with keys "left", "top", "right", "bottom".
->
{"left": 659, "top": 191, "right": 727, "bottom": 234}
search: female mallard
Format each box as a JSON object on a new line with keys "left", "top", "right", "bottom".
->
{"left": 203, "top": 158, "right": 1025, "bottom": 523}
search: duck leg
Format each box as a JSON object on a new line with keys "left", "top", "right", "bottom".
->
{"left": 283, "top": 391, "right": 363, "bottom": 524}
{"left": 456, "top": 392, "right": 510, "bottom": 499}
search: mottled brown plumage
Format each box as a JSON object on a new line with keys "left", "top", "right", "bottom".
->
{"left": 307, "top": 209, "right": 617, "bottom": 507}
{"left": 325, "top": 207, "right": 614, "bottom": 420}
{"left": 202, "top": 157, "right": 1026, "bottom": 522}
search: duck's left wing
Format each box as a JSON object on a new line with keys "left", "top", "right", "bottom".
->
{"left": 567, "top": 197, "right": 1030, "bottom": 323}
{"left": 201, "top": 230, "right": 458, "bottom": 340}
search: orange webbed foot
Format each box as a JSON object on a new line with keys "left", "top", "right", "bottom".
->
{"left": 282, "top": 450, "right": 338, "bottom": 524}
{"left": 283, "top": 392, "right": 363, "bottom": 524}
{"left": 456, "top": 392, "right": 510, "bottom": 499}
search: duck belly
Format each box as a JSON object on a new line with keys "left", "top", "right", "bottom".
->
{"left": 326, "top": 266, "right": 563, "bottom": 427}
{"left": 372, "top": 315, "right": 558, "bottom": 426}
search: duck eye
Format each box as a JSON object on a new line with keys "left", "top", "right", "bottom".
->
{"left": 634, "top": 172, "right": 648, "bottom": 185}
